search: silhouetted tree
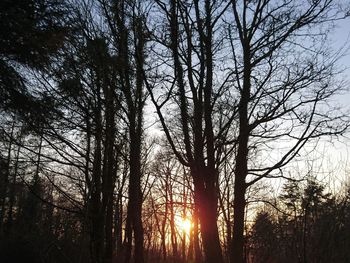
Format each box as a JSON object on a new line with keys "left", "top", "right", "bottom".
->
{"left": 249, "top": 211, "right": 277, "bottom": 263}
{"left": 228, "top": 1, "right": 349, "bottom": 261}
{"left": 146, "top": 1, "right": 234, "bottom": 261}
{"left": 0, "top": 0, "right": 69, "bottom": 112}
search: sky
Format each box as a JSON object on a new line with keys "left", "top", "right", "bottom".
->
{"left": 143, "top": 12, "right": 350, "bottom": 193}
{"left": 328, "top": 17, "right": 350, "bottom": 189}
{"left": 332, "top": 17, "right": 350, "bottom": 106}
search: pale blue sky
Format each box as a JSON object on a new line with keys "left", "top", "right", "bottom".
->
{"left": 333, "top": 18, "right": 350, "bottom": 107}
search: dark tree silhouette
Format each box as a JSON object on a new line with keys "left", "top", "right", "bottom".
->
{"left": 0, "top": 1, "right": 349, "bottom": 263}
{"left": 228, "top": 1, "right": 349, "bottom": 261}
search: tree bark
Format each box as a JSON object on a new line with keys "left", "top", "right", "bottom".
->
{"left": 193, "top": 205, "right": 202, "bottom": 263}
{"left": 167, "top": 1, "right": 224, "bottom": 261}
{"left": 169, "top": 178, "right": 178, "bottom": 260}
{"left": 193, "top": 168, "right": 223, "bottom": 263}
{"left": 0, "top": 122, "right": 14, "bottom": 233}
{"left": 102, "top": 71, "right": 117, "bottom": 263}
{"left": 90, "top": 85, "right": 104, "bottom": 263}
{"left": 6, "top": 143, "right": 21, "bottom": 235}
{"left": 231, "top": 178, "right": 247, "bottom": 263}
{"left": 231, "top": 43, "right": 251, "bottom": 263}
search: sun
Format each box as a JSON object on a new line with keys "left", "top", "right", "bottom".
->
{"left": 177, "top": 217, "right": 192, "bottom": 234}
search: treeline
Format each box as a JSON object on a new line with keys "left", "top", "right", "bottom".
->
{"left": 248, "top": 180, "right": 350, "bottom": 263}
{"left": 0, "top": 0, "right": 350, "bottom": 263}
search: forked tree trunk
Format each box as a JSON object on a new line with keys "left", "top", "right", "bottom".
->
{"left": 115, "top": 3, "right": 146, "bottom": 262}
{"left": 167, "top": 0, "right": 224, "bottom": 260}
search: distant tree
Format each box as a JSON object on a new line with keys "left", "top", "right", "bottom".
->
{"left": 249, "top": 211, "right": 277, "bottom": 263}
{"left": 278, "top": 180, "right": 304, "bottom": 262}
{"left": 271, "top": 179, "right": 350, "bottom": 263}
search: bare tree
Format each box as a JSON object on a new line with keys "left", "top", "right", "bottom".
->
{"left": 99, "top": 1, "right": 148, "bottom": 262}
{"left": 228, "top": 1, "right": 349, "bottom": 262}
{"left": 146, "top": 0, "right": 235, "bottom": 261}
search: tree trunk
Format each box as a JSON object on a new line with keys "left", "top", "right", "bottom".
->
{"left": 0, "top": 122, "right": 14, "bottom": 232}
{"left": 124, "top": 122, "right": 144, "bottom": 263}
{"left": 162, "top": 170, "right": 169, "bottom": 261}
{"left": 115, "top": 192, "right": 123, "bottom": 259}
{"left": 134, "top": 192, "right": 144, "bottom": 263}
{"left": 231, "top": 51, "right": 250, "bottom": 263}
{"left": 193, "top": 205, "right": 202, "bottom": 263}
{"left": 198, "top": 191, "right": 223, "bottom": 263}
{"left": 169, "top": 182, "right": 178, "bottom": 260}
{"left": 193, "top": 169, "right": 223, "bottom": 263}
{"left": 123, "top": 209, "right": 132, "bottom": 263}
{"left": 116, "top": 4, "right": 145, "bottom": 262}
{"left": 231, "top": 178, "right": 246, "bottom": 263}
{"left": 103, "top": 187, "right": 115, "bottom": 263}
{"left": 90, "top": 94, "right": 104, "bottom": 263}
{"left": 102, "top": 80, "right": 117, "bottom": 263}
{"left": 6, "top": 144, "right": 21, "bottom": 235}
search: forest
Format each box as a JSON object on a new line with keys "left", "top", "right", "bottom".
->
{"left": 1, "top": 0, "right": 350, "bottom": 262}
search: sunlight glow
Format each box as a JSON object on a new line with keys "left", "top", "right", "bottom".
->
{"left": 177, "top": 217, "right": 192, "bottom": 234}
